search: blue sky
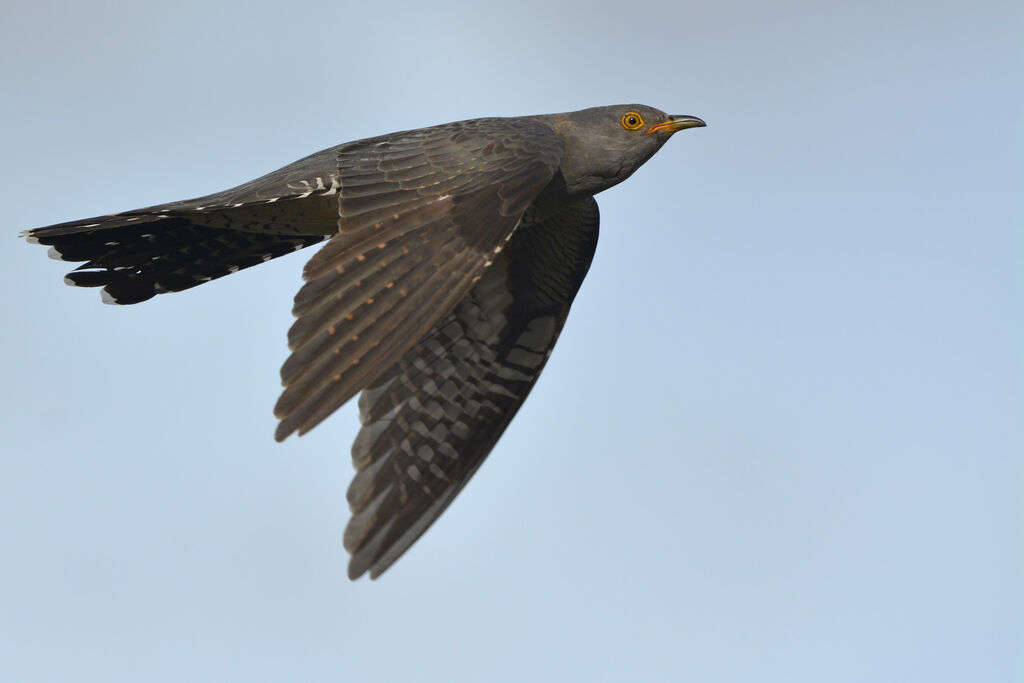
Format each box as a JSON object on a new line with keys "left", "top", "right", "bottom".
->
{"left": 2, "top": 1, "right": 1020, "bottom": 681}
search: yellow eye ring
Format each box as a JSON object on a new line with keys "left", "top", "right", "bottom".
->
{"left": 620, "top": 112, "right": 645, "bottom": 131}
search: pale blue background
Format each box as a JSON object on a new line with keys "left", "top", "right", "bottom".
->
{"left": 2, "top": 1, "right": 1020, "bottom": 681}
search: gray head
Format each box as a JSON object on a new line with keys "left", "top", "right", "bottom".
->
{"left": 536, "top": 104, "right": 705, "bottom": 197}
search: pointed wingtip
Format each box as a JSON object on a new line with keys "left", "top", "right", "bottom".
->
{"left": 346, "top": 554, "right": 384, "bottom": 581}
{"left": 273, "top": 420, "right": 292, "bottom": 442}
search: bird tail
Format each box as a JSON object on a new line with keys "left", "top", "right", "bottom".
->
{"left": 22, "top": 211, "right": 326, "bottom": 305}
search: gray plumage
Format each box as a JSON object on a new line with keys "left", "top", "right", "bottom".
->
{"left": 22, "top": 104, "right": 705, "bottom": 579}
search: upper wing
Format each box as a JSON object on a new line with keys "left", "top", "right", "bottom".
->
{"left": 273, "top": 117, "right": 565, "bottom": 440}
{"left": 342, "top": 196, "right": 600, "bottom": 579}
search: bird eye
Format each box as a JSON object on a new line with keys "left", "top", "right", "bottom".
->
{"left": 620, "top": 112, "right": 645, "bottom": 131}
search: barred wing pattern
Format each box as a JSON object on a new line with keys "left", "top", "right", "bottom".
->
{"left": 273, "top": 117, "right": 566, "bottom": 440}
{"left": 343, "top": 196, "right": 600, "bottom": 579}
{"left": 19, "top": 104, "right": 703, "bottom": 581}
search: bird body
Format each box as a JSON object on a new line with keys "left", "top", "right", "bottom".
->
{"left": 23, "top": 104, "right": 705, "bottom": 579}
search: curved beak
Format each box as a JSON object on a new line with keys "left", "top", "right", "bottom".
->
{"left": 645, "top": 115, "right": 707, "bottom": 136}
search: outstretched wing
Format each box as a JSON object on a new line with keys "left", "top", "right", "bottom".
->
{"left": 342, "top": 196, "right": 600, "bottom": 579}
{"left": 273, "top": 117, "right": 565, "bottom": 440}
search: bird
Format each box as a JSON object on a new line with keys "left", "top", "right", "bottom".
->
{"left": 22, "top": 104, "right": 705, "bottom": 579}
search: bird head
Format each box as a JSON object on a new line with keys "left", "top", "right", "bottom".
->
{"left": 540, "top": 104, "right": 705, "bottom": 197}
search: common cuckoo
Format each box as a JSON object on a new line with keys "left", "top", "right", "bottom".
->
{"left": 23, "top": 104, "right": 705, "bottom": 579}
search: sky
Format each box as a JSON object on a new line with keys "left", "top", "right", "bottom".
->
{"left": 1, "top": 1, "right": 1021, "bottom": 681}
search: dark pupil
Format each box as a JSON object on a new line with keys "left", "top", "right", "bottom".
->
{"left": 628, "top": 116, "right": 637, "bottom": 125}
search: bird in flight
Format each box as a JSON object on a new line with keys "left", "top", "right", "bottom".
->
{"left": 22, "top": 105, "right": 705, "bottom": 579}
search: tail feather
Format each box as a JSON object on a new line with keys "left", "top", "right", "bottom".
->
{"left": 23, "top": 212, "right": 327, "bottom": 305}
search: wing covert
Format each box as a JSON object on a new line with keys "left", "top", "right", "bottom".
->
{"left": 274, "top": 117, "right": 565, "bottom": 441}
